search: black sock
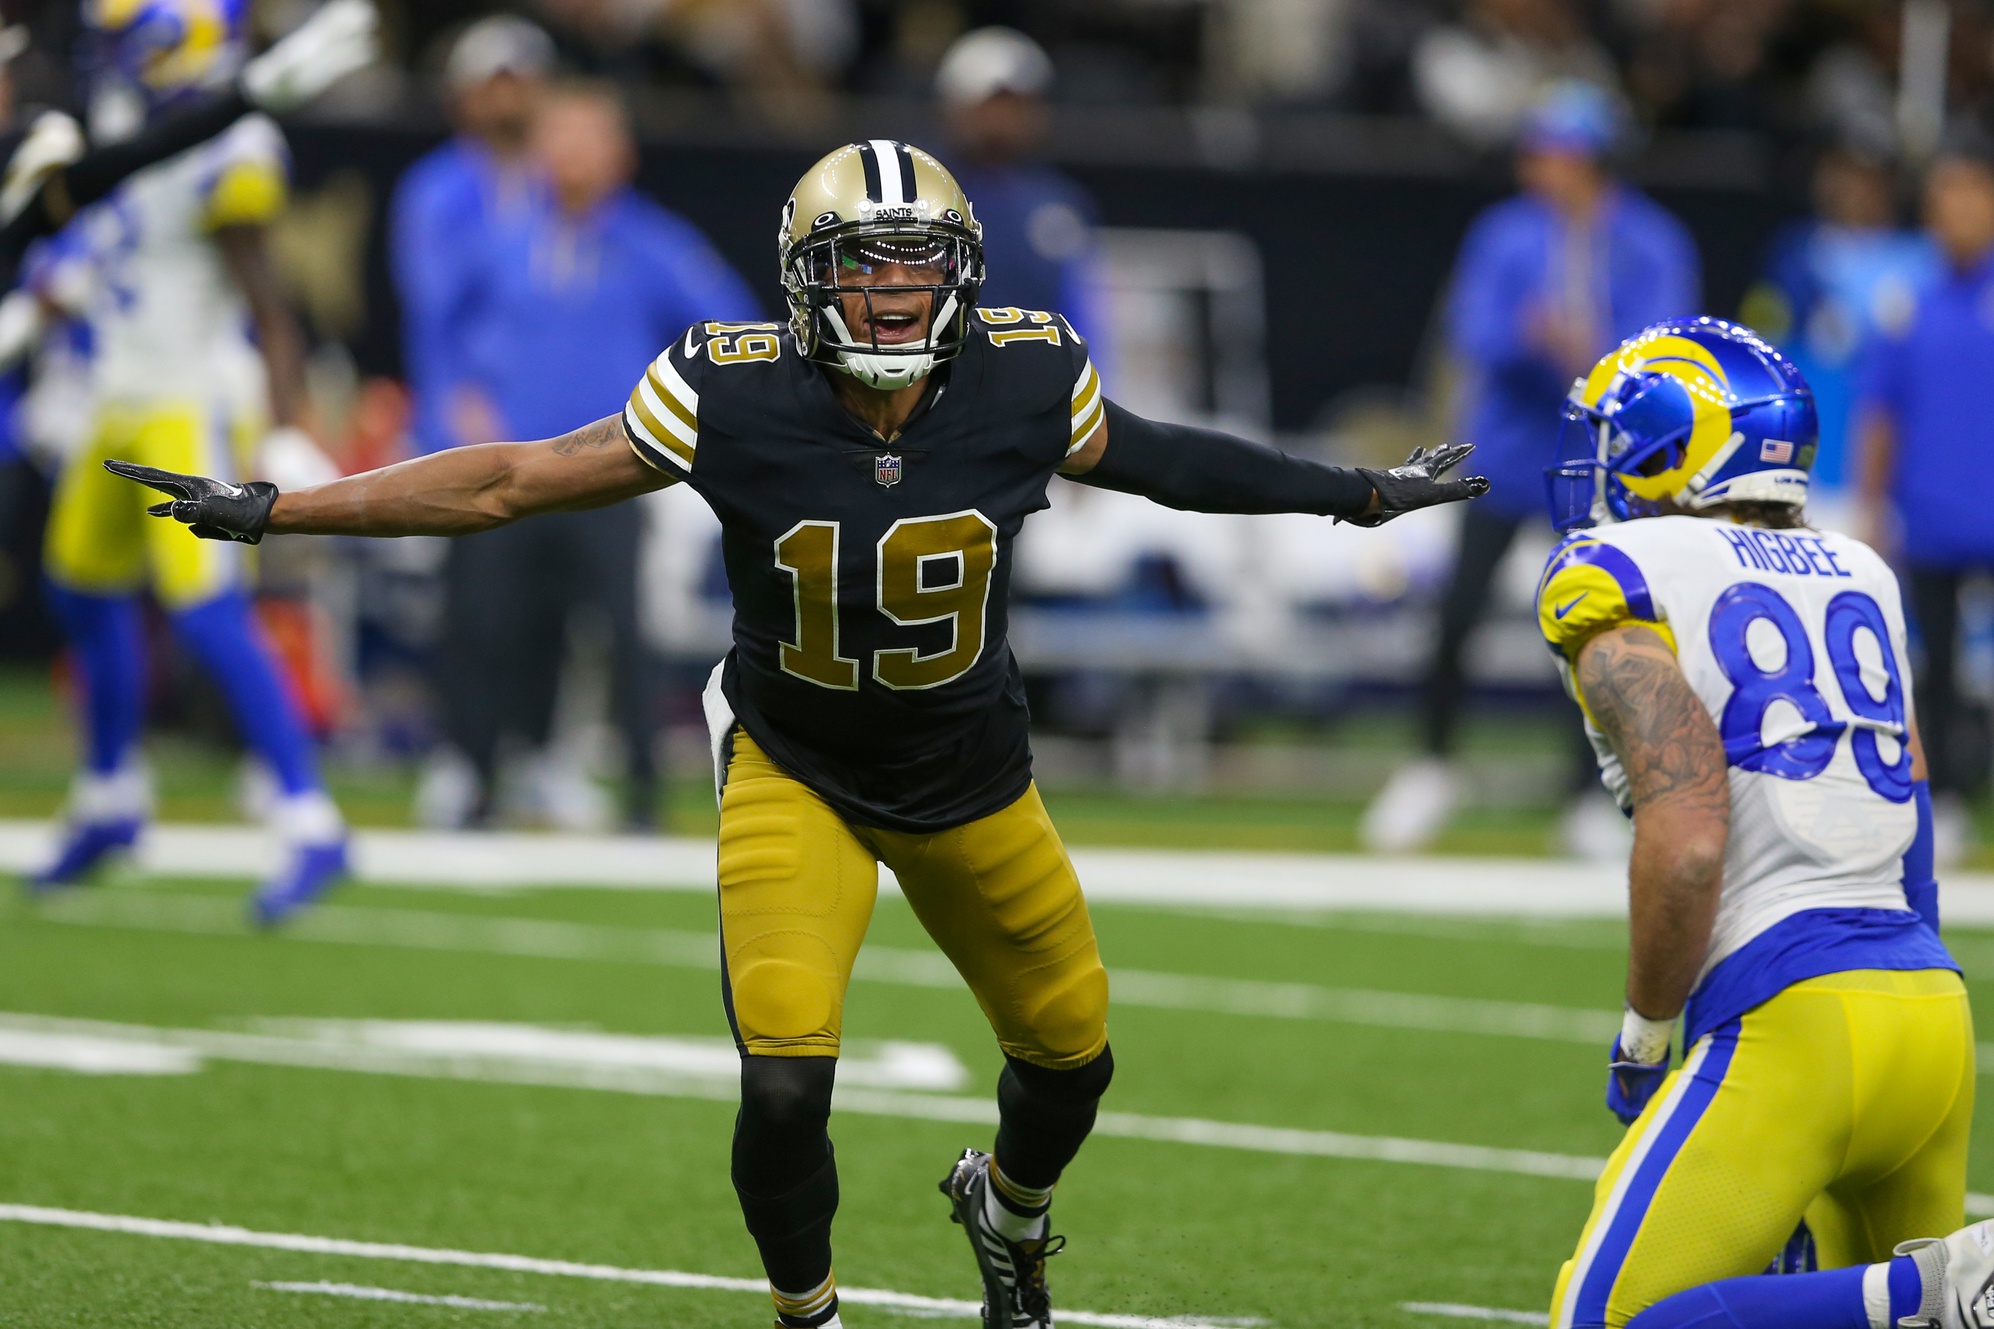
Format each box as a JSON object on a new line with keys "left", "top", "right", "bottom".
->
{"left": 992, "top": 1045, "right": 1115, "bottom": 1191}
{"left": 733, "top": 1055, "right": 839, "bottom": 1293}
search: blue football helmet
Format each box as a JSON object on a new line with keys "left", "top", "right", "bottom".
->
{"left": 83, "top": 0, "right": 248, "bottom": 139}
{"left": 1544, "top": 317, "right": 1818, "bottom": 532}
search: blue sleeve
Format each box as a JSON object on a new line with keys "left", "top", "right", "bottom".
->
{"left": 389, "top": 160, "right": 482, "bottom": 398}
{"left": 1446, "top": 208, "right": 1541, "bottom": 372}
{"left": 648, "top": 214, "right": 762, "bottom": 331}
{"left": 1856, "top": 318, "right": 1913, "bottom": 422}
{"left": 1904, "top": 778, "right": 1939, "bottom": 932}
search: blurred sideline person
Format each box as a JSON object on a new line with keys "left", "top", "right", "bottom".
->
{"left": 1538, "top": 320, "right": 1978, "bottom": 1329}
{"left": 28, "top": 1, "right": 348, "bottom": 925}
{"left": 444, "top": 83, "right": 757, "bottom": 829}
{"left": 392, "top": 15, "right": 554, "bottom": 459}
{"left": 936, "top": 27, "right": 1112, "bottom": 352}
{"left": 1742, "top": 148, "right": 1936, "bottom": 516}
{"left": 1855, "top": 143, "right": 1994, "bottom": 866}
{"left": 389, "top": 15, "right": 553, "bottom": 826}
{"left": 109, "top": 140, "right": 1486, "bottom": 1329}
{"left": 1363, "top": 80, "right": 1699, "bottom": 858}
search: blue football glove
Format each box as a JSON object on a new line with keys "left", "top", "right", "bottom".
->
{"left": 1606, "top": 1037, "right": 1670, "bottom": 1125}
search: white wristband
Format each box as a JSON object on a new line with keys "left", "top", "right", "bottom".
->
{"left": 1619, "top": 1008, "right": 1674, "bottom": 1065}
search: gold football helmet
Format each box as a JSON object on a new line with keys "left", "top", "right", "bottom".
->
{"left": 779, "top": 139, "right": 984, "bottom": 390}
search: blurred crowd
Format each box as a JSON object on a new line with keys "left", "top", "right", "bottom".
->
{"left": 8, "top": 0, "right": 1994, "bottom": 859}
{"left": 0, "top": 1, "right": 1986, "bottom": 154}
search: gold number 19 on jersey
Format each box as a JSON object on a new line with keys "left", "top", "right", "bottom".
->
{"left": 773, "top": 511, "right": 999, "bottom": 692}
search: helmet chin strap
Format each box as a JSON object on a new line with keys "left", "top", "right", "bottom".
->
{"left": 836, "top": 350, "right": 936, "bottom": 389}
{"left": 819, "top": 292, "right": 954, "bottom": 390}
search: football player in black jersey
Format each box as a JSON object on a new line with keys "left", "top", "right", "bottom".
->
{"left": 109, "top": 140, "right": 1486, "bottom": 1329}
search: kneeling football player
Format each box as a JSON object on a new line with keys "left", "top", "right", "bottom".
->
{"left": 1540, "top": 318, "right": 1986, "bottom": 1329}
{"left": 109, "top": 141, "right": 1485, "bottom": 1329}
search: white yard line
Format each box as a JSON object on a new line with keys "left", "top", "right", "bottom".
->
{"left": 255, "top": 1281, "right": 545, "bottom": 1311}
{"left": 13, "top": 819, "right": 1994, "bottom": 921}
{"left": 0, "top": 1204, "right": 1251, "bottom": 1329}
{"left": 1401, "top": 1303, "right": 1543, "bottom": 1323}
{"left": 5, "top": 1005, "right": 1980, "bottom": 1201}
{"left": 0, "top": 1011, "right": 1606, "bottom": 1183}
{"left": 31, "top": 891, "right": 1622, "bottom": 1045}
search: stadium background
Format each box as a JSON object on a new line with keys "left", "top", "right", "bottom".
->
{"left": 4, "top": 2, "right": 1994, "bottom": 1326}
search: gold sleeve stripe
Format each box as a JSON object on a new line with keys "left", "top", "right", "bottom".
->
{"left": 645, "top": 369, "right": 697, "bottom": 440}
{"left": 655, "top": 352, "right": 700, "bottom": 427}
{"left": 623, "top": 402, "right": 692, "bottom": 473}
{"left": 636, "top": 373, "right": 696, "bottom": 452}
{"left": 622, "top": 367, "right": 693, "bottom": 470}
{"left": 1068, "top": 360, "right": 1104, "bottom": 453}
{"left": 624, "top": 415, "right": 681, "bottom": 478}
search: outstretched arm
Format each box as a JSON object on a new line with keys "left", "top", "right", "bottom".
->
{"left": 111, "top": 415, "right": 673, "bottom": 542}
{"left": 1060, "top": 400, "right": 1486, "bottom": 525}
{"left": 0, "top": 0, "right": 377, "bottom": 267}
{"left": 1575, "top": 624, "right": 1730, "bottom": 1022}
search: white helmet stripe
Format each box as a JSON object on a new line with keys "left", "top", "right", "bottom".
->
{"left": 869, "top": 138, "right": 906, "bottom": 205}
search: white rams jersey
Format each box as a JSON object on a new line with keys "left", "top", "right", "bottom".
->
{"left": 74, "top": 115, "right": 288, "bottom": 405}
{"left": 1537, "top": 516, "right": 1919, "bottom": 979}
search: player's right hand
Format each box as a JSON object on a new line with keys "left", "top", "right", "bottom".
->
{"left": 1605, "top": 1036, "right": 1670, "bottom": 1125}
{"left": 241, "top": 0, "right": 379, "bottom": 113}
{"left": 0, "top": 110, "right": 82, "bottom": 225}
{"left": 104, "top": 461, "right": 278, "bottom": 545}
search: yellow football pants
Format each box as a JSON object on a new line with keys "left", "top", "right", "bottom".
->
{"left": 716, "top": 730, "right": 1110, "bottom": 1070}
{"left": 1550, "top": 968, "right": 1974, "bottom": 1329}
{"left": 45, "top": 403, "right": 242, "bottom": 608}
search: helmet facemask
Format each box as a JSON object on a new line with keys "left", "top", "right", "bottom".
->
{"left": 783, "top": 219, "right": 983, "bottom": 390}
{"left": 1544, "top": 343, "right": 1813, "bottom": 532}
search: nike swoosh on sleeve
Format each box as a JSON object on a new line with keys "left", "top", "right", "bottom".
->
{"left": 1554, "top": 592, "right": 1590, "bottom": 620}
{"left": 684, "top": 327, "right": 699, "bottom": 356}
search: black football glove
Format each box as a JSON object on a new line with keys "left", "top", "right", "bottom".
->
{"left": 104, "top": 461, "right": 278, "bottom": 545}
{"left": 1341, "top": 443, "right": 1490, "bottom": 527}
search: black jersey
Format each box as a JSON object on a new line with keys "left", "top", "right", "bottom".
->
{"left": 624, "top": 309, "right": 1104, "bottom": 833}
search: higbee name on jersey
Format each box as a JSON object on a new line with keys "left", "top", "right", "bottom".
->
{"left": 624, "top": 308, "right": 1101, "bottom": 833}
{"left": 1536, "top": 515, "right": 1953, "bottom": 1039}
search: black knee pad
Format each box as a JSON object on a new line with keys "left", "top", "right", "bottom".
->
{"left": 734, "top": 1055, "right": 836, "bottom": 1198}
{"left": 1004, "top": 1046, "right": 1115, "bottom": 1105}
{"left": 994, "top": 1045, "right": 1114, "bottom": 1190}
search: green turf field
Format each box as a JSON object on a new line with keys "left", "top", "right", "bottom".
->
{"left": 1, "top": 872, "right": 1990, "bottom": 1327}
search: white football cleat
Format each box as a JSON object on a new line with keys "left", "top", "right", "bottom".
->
{"left": 1893, "top": 1220, "right": 1994, "bottom": 1328}
{"left": 1361, "top": 758, "right": 1459, "bottom": 853}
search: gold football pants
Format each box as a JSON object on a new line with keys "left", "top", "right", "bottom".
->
{"left": 1550, "top": 968, "right": 1974, "bottom": 1328}
{"left": 716, "top": 730, "right": 1109, "bottom": 1070}
{"left": 45, "top": 402, "right": 243, "bottom": 608}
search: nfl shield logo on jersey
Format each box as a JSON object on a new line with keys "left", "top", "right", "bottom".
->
{"left": 875, "top": 453, "right": 903, "bottom": 487}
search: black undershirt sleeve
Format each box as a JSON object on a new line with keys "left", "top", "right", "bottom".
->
{"left": 1068, "top": 398, "right": 1376, "bottom": 518}
{"left": 0, "top": 89, "right": 253, "bottom": 271}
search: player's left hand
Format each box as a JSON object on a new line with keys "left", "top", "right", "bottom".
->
{"left": 1606, "top": 1037, "right": 1670, "bottom": 1125}
{"left": 104, "top": 461, "right": 278, "bottom": 545}
{"left": 1342, "top": 443, "right": 1490, "bottom": 527}
{"left": 241, "top": 0, "right": 379, "bottom": 113}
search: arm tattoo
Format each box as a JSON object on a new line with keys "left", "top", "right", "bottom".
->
{"left": 552, "top": 415, "right": 625, "bottom": 456}
{"left": 1577, "top": 626, "right": 1731, "bottom": 815}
